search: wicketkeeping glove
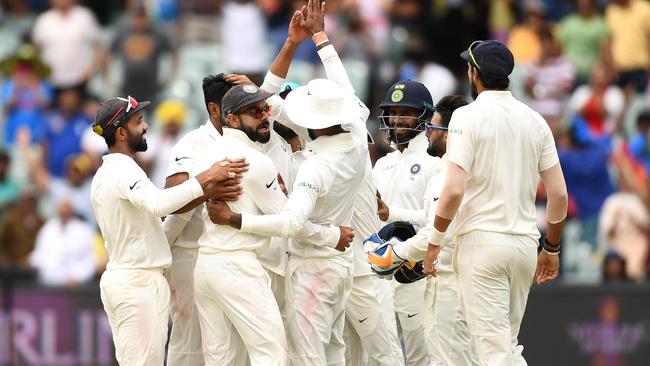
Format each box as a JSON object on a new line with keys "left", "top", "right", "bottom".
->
{"left": 367, "top": 237, "right": 408, "bottom": 280}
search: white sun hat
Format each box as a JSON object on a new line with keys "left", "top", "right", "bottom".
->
{"left": 285, "top": 79, "right": 360, "bottom": 129}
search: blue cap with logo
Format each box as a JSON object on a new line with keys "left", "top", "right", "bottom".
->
{"left": 379, "top": 80, "right": 434, "bottom": 112}
{"left": 460, "top": 40, "right": 515, "bottom": 78}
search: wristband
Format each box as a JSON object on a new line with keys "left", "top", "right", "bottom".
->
{"left": 542, "top": 247, "right": 560, "bottom": 256}
{"left": 312, "top": 32, "right": 328, "bottom": 46}
{"left": 542, "top": 237, "right": 560, "bottom": 253}
{"left": 427, "top": 226, "right": 445, "bottom": 246}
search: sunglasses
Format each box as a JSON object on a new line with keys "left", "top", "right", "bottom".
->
{"left": 239, "top": 104, "right": 272, "bottom": 119}
{"left": 92, "top": 95, "right": 139, "bottom": 136}
{"left": 425, "top": 122, "right": 448, "bottom": 132}
{"left": 467, "top": 40, "right": 483, "bottom": 70}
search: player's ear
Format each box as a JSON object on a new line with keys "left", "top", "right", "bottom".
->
{"left": 208, "top": 102, "right": 220, "bottom": 119}
{"left": 116, "top": 126, "right": 128, "bottom": 142}
{"left": 226, "top": 114, "right": 240, "bottom": 128}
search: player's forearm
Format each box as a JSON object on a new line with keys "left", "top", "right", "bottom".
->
{"left": 295, "top": 222, "right": 341, "bottom": 248}
{"left": 268, "top": 38, "right": 299, "bottom": 80}
{"left": 317, "top": 44, "right": 355, "bottom": 94}
{"left": 540, "top": 164, "right": 568, "bottom": 245}
{"left": 162, "top": 210, "right": 195, "bottom": 245}
{"left": 130, "top": 178, "right": 204, "bottom": 217}
{"left": 387, "top": 207, "right": 426, "bottom": 228}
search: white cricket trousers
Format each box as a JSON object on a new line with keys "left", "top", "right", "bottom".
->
{"left": 285, "top": 256, "right": 353, "bottom": 366}
{"left": 165, "top": 247, "right": 204, "bottom": 366}
{"left": 423, "top": 273, "right": 477, "bottom": 366}
{"left": 394, "top": 280, "right": 429, "bottom": 366}
{"left": 455, "top": 232, "right": 538, "bottom": 366}
{"left": 194, "top": 251, "right": 288, "bottom": 366}
{"left": 345, "top": 275, "right": 405, "bottom": 366}
{"left": 99, "top": 268, "right": 169, "bottom": 366}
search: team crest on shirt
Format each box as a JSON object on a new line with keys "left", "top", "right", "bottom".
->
{"left": 410, "top": 164, "right": 421, "bottom": 174}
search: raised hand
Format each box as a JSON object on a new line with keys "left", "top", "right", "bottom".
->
{"left": 299, "top": 0, "right": 325, "bottom": 36}
{"left": 288, "top": 9, "right": 310, "bottom": 44}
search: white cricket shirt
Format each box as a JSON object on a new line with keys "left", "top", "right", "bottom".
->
{"left": 446, "top": 90, "right": 559, "bottom": 239}
{"left": 240, "top": 132, "right": 367, "bottom": 261}
{"left": 162, "top": 120, "right": 221, "bottom": 250}
{"left": 196, "top": 129, "right": 340, "bottom": 258}
{"left": 91, "top": 153, "right": 204, "bottom": 270}
{"left": 373, "top": 132, "right": 441, "bottom": 230}
{"left": 398, "top": 155, "right": 454, "bottom": 273}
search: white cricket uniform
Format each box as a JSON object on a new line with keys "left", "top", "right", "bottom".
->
{"left": 446, "top": 90, "right": 559, "bottom": 366}
{"left": 90, "top": 153, "right": 205, "bottom": 366}
{"left": 194, "top": 128, "right": 341, "bottom": 366}
{"left": 372, "top": 132, "right": 439, "bottom": 366}
{"left": 345, "top": 161, "right": 405, "bottom": 366}
{"left": 161, "top": 120, "right": 221, "bottom": 366}
{"left": 398, "top": 155, "right": 478, "bottom": 366}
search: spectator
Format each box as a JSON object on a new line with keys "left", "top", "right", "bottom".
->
{"left": 557, "top": 0, "right": 609, "bottom": 84}
{"left": 29, "top": 198, "right": 97, "bottom": 287}
{"left": 17, "top": 125, "right": 95, "bottom": 223}
{"left": 488, "top": 0, "right": 516, "bottom": 43}
{"left": 32, "top": 0, "right": 102, "bottom": 92}
{"left": 109, "top": 4, "right": 178, "bottom": 103}
{"left": 41, "top": 86, "right": 92, "bottom": 178}
{"left": 598, "top": 192, "right": 649, "bottom": 281}
{"left": 137, "top": 99, "right": 186, "bottom": 188}
{"left": 0, "top": 150, "right": 19, "bottom": 220}
{"left": 602, "top": 252, "right": 630, "bottom": 282}
{"left": 605, "top": 0, "right": 650, "bottom": 96}
{"left": 567, "top": 63, "right": 625, "bottom": 138}
{"left": 334, "top": 5, "right": 375, "bottom": 64}
{"left": 0, "top": 186, "right": 44, "bottom": 267}
{"left": 525, "top": 27, "right": 575, "bottom": 134}
{"left": 507, "top": 0, "right": 546, "bottom": 64}
{"left": 0, "top": 43, "right": 53, "bottom": 145}
{"left": 558, "top": 120, "right": 616, "bottom": 249}
{"left": 220, "top": 0, "right": 268, "bottom": 83}
{"left": 629, "top": 111, "right": 650, "bottom": 172}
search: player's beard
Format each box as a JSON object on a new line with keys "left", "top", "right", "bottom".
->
{"left": 389, "top": 128, "right": 419, "bottom": 145}
{"left": 241, "top": 120, "right": 271, "bottom": 143}
{"left": 127, "top": 128, "right": 148, "bottom": 152}
{"left": 426, "top": 136, "right": 445, "bottom": 157}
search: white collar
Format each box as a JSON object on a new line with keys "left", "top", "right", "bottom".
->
{"left": 475, "top": 90, "right": 513, "bottom": 102}
{"left": 202, "top": 119, "right": 222, "bottom": 141}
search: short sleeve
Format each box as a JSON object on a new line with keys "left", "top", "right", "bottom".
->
{"left": 446, "top": 109, "right": 475, "bottom": 174}
{"left": 538, "top": 122, "right": 560, "bottom": 172}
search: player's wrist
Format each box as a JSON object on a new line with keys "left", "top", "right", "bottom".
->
{"left": 229, "top": 213, "right": 242, "bottom": 229}
{"left": 311, "top": 32, "right": 329, "bottom": 48}
{"left": 541, "top": 237, "right": 560, "bottom": 254}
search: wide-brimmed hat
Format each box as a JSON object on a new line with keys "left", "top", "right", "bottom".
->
{"left": 0, "top": 44, "right": 50, "bottom": 78}
{"left": 285, "top": 79, "right": 360, "bottom": 129}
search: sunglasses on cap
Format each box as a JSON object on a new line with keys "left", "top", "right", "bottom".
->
{"left": 467, "top": 40, "right": 483, "bottom": 70}
{"left": 92, "top": 95, "right": 140, "bottom": 136}
{"left": 238, "top": 104, "right": 272, "bottom": 120}
{"left": 424, "top": 122, "right": 448, "bottom": 132}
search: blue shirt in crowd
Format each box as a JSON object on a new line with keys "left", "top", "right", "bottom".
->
{"left": 1, "top": 80, "right": 53, "bottom": 145}
{"left": 43, "top": 111, "right": 91, "bottom": 177}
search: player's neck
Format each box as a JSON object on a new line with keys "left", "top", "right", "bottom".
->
{"left": 109, "top": 145, "right": 136, "bottom": 159}
{"left": 210, "top": 117, "right": 223, "bottom": 135}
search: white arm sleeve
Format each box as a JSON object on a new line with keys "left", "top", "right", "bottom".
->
{"left": 247, "top": 158, "right": 340, "bottom": 247}
{"left": 241, "top": 160, "right": 329, "bottom": 238}
{"left": 121, "top": 163, "right": 204, "bottom": 218}
{"left": 261, "top": 71, "right": 285, "bottom": 94}
{"left": 162, "top": 210, "right": 195, "bottom": 245}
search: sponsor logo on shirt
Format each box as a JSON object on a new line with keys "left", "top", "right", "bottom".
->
{"left": 410, "top": 164, "right": 421, "bottom": 174}
{"left": 296, "top": 181, "right": 320, "bottom": 192}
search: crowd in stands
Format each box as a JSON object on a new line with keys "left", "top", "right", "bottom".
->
{"left": 0, "top": 0, "right": 649, "bottom": 286}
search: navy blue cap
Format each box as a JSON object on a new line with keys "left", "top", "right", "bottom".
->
{"left": 379, "top": 80, "right": 434, "bottom": 112}
{"left": 93, "top": 96, "right": 150, "bottom": 137}
{"left": 460, "top": 40, "right": 515, "bottom": 78}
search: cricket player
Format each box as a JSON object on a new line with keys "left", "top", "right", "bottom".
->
{"left": 162, "top": 74, "right": 244, "bottom": 366}
{"left": 89, "top": 95, "right": 247, "bottom": 365}
{"left": 368, "top": 95, "right": 477, "bottom": 365}
{"left": 372, "top": 79, "right": 439, "bottom": 366}
{"left": 424, "top": 41, "right": 568, "bottom": 365}
{"left": 197, "top": 84, "right": 355, "bottom": 366}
